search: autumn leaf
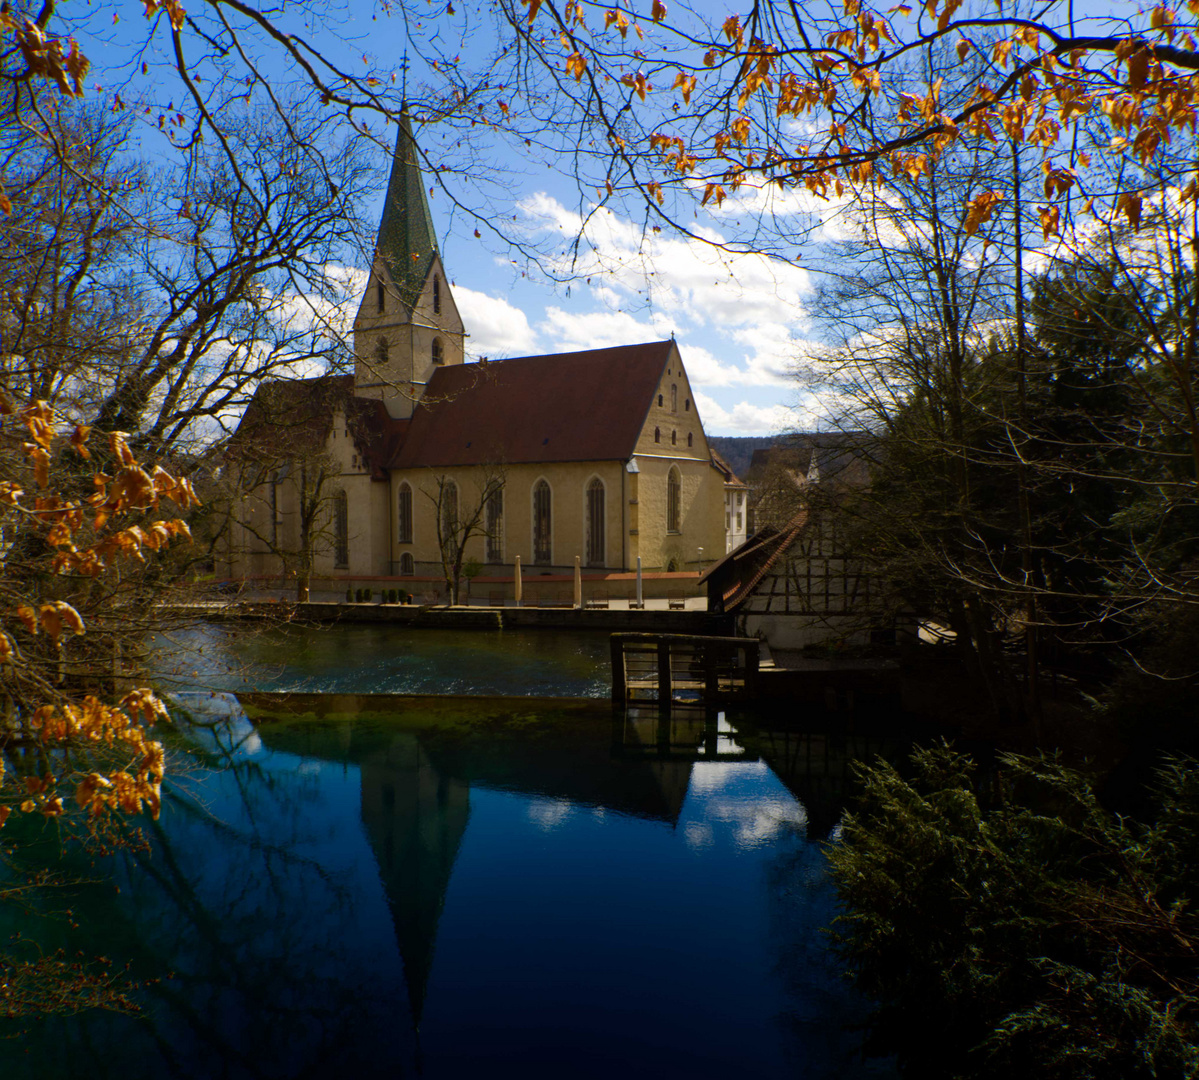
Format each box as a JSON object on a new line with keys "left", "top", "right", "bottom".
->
{"left": 1117, "top": 191, "right": 1143, "bottom": 229}
{"left": 1039, "top": 204, "right": 1061, "bottom": 239}
{"left": 24, "top": 444, "right": 50, "bottom": 487}
{"left": 69, "top": 424, "right": 91, "bottom": 459}
{"left": 651, "top": 0, "right": 666, "bottom": 21}
{"left": 108, "top": 431, "right": 137, "bottom": 467}
{"left": 16, "top": 606, "right": 38, "bottom": 635}
{"left": 40, "top": 601, "right": 85, "bottom": 642}
{"left": 963, "top": 189, "right": 1004, "bottom": 235}
{"left": 621, "top": 70, "right": 651, "bottom": 100}
{"left": 672, "top": 71, "right": 696, "bottom": 103}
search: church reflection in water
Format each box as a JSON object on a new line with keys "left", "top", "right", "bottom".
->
{"left": 359, "top": 735, "right": 471, "bottom": 1027}
{"left": 9, "top": 692, "right": 904, "bottom": 1080}
{"left": 252, "top": 692, "right": 908, "bottom": 1032}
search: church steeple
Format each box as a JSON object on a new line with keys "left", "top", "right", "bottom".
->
{"left": 353, "top": 108, "right": 466, "bottom": 420}
{"left": 376, "top": 110, "right": 441, "bottom": 313}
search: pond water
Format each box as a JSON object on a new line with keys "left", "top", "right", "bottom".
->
{"left": 152, "top": 622, "right": 613, "bottom": 697}
{"left": 2, "top": 625, "right": 901, "bottom": 1079}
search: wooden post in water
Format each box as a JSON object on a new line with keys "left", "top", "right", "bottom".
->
{"left": 744, "top": 640, "right": 760, "bottom": 693}
{"left": 657, "top": 639, "right": 672, "bottom": 714}
{"left": 704, "top": 639, "right": 719, "bottom": 702}
{"left": 610, "top": 635, "right": 626, "bottom": 705}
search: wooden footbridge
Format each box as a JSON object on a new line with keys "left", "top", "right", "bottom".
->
{"left": 610, "top": 633, "right": 759, "bottom": 711}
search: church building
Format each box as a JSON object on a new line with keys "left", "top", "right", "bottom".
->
{"left": 222, "top": 115, "right": 728, "bottom": 591}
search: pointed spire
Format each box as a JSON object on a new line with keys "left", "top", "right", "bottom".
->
{"left": 376, "top": 108, "right": 440, "bottom": 312}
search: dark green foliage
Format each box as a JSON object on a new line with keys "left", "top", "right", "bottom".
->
{"left": 828, "top": 745, "right": 1199, "bottom": 1079}
{"left": 1107, "top": 605, "right": 1199, "bottom": 748}
{"left": 345, "top": 587, "right": 353, "bottom": 603}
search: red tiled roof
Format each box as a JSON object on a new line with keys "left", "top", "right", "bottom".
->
{"left": 226, "top": 375, "right": 354, "bottom": 461}
{"left": 709, "top": 448, "right": 747, "bottom": 488}
{"left": 391, "top": 341, "right": 676, "bottom": 469}
{"left": 227, "top": 376, "right": 407, "bottom": 482}
{"left": 346, "top": 397, "right": 410, "bottom": 480}
{"left": 697, "top": 510, "right": 807, "bottom": 611}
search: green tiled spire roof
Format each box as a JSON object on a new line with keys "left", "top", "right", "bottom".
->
{"left": 376, "top": 110, "right": 440, "bottom": 312}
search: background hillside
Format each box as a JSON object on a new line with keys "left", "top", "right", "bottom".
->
{"left": 707, "top": 436, "right": 785, "bottom": 478}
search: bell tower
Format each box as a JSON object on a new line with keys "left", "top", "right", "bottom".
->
{"left": 354, "top": 110, "right": 466, "bottom": 419}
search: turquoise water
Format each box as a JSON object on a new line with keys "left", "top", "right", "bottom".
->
{"left": 152, "top": 622, "right": 612, "bottom": 697}
{"left": 2, "top": 626, "right": 900, "bottom": 1079}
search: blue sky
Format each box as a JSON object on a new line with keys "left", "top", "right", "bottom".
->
{"left": 70, "top": 0, "right": 837, "bottom": 437}
{"left": 69, "top": 0, "right": 1131, "bottom": 436}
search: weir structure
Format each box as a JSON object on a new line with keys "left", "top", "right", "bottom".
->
{"left": 609, "top": 633, "right": 760, "bottom": 712}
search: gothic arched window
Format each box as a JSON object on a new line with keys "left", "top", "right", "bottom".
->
{"left": 533, "top": 480, "right": 552, "bottom": 564}
{"left": 586, "top": 477, "right": 605, "bottom": 567}
{"left": 671, "top": 384, "right": 678, "bottom": 412}
{"left": 433, "top": 274, "right": 441, "bottom": 314}
{"left": 440, "top": 480, "right": 459, "bottom": 541}
{"left": 432, "top": 338, "right": 444, "bottom": 365}
{"left": 334, "top": 490, "right": 349, "bottom": 567}
{"left": 486, "top": 485, "right": 504, "bottom": 563}
{"left": 667, "top": 467, "right": 681, "bottom": 533}
{"left": 399, "top": 552, "right": 415, "bottom": 576}
{"left": 397, "top": 482, "right": 413, "bottom": 544}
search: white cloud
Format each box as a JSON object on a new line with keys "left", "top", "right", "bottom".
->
{"left": 456, "top": 285, "right": 539, "bottom": 358}
{"left": 518, "top": 192, "right": 812, "bottom": 336}
{"left": 516, "top": 192, "right": 817, "bottom": 415}
{"left": 538, "top": 306, "right": 665, "bottom": 351}
{"left": 694, "top": 391, "right": 814, "bottom": 436}
{"left": 674, "top": 343, "right": 742, "bottom": 387}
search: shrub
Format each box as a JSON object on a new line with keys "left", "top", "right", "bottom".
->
{"left": 827, "top": 745, "right": 1199, "bottom": 1079}
{"left": 345, "top": 587, "right": 352, "bottom": 603}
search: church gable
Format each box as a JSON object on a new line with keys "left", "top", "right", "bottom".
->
{"left": 633, "top": 342, "right": 711, "bottom": 460}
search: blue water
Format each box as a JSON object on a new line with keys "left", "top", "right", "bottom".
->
{"left": 1, "top": 625, "right": 900, "bottom": 1079}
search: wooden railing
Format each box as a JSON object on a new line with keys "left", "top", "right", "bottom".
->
{"left": 610, "top": 633, "right": 759, "bottom": 710}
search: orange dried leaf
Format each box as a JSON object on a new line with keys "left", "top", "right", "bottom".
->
{"left": 963, "top": 189, "right": 1004, "bottom": 235}
{"left": 108, "top": 431, "right": 137, "bottom": 467}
